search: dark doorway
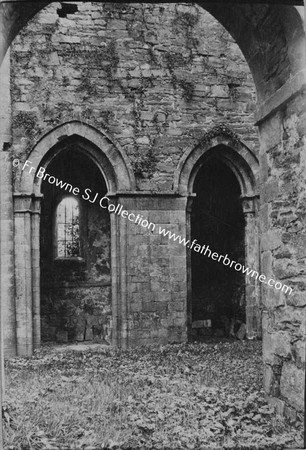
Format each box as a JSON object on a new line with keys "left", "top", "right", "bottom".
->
{"left": 40, "top": 140, "right": 112, "bottom": 344}
{"left": 190, "top": 152, "right": 246, "bottom": 338}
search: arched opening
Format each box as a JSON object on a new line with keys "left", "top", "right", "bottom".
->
{"left": 56, "top": 197, "right": 81, "bottom": 258}
{"left": 40, "top": 143, "right": 112, "bottom": 344}
{"left": 176, "top": 133, "right": 260, "bottom": 340}
{"left": 190, "top": 153, "right": 246, "bottom": 339}
{"left": 0, "top": 0, "right": 304, "bottom": 427}
{"left": 12, "top": 121, "right": 134, "bottom": 355}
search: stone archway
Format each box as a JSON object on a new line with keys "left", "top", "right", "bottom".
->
{"left": 175, "top": 128, "right": 260, "bottom": 339}
{"left": 17, "top": 120, "right": 136, "bottom": 194}
{"left": 0, "top": 0, "right": 305, "bottom": 417}
{"left": 13, "top": 121, "right": 135, "bottom": 355}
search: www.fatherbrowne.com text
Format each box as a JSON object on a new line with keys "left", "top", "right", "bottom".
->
{"left": 14, "top": 158, "right": 293, "bottom": 296}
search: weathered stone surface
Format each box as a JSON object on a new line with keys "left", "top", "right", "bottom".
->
{"left": 286, "top": 290, "right": 306, "bottom": 307}
{"left": 56, "top": 330, "right": 68, "bottom": 343}
{"left": 236, "top": 323, "right": 246, "bottom": 340}
{"left": 259, "top": 87, "right": 306, "bottom": 419}
{"left": 267, "top": 396, "right": 285, "bottom": 417}
{"left": 262, "top": 330, "right": 291, "bottom": 364}
{"left": 280, "top": 362, "right": 304, "bottom": 411}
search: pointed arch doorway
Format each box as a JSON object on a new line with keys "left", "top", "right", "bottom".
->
{"left": 175, "top": 133, "right": 260, "bottom": 341}
{"left": 40, "top": 144, "right": 112, "bottom": 344}
{"left": 191, "top": 155, "right": 246, "bottom": 338}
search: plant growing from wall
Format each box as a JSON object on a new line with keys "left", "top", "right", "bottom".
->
{"left": 61, "top": 40, "right": 120, "bottom": 83}
{"left": 104, "top": 2, "right": 131, "bottom": 20}
{"left": 132, "top": 144, "right": 158, "bottom": 179}
{"left": 164, "top": 52, "right": 195, "bottom": 102}
{"left": 172, "top": 8, "right": 200, "bottom": 51}
{"left": 77, "top": 70, "right": 98, "bottom": 96}
{"left": 199, "top": 123, "right": 241, "bottom": 147}
{"left": 126, "top": 3, "right": 148, "bottom": 42}
{"left": 12, "top": 111, "right": 37, "bottom": 138}
{"left": 152, "top": 111, "right": 168, "bottom": 134}
{"left": 147, "top": 46, "right": 158, "bottom": 66}
{"left": 178, "top": 79, "right": 195, "bottom": 102}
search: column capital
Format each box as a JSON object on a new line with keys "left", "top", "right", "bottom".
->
{"left": 240, "top": 195, "right": 259, "bottom": 215}
{"left": 186, "top": 193, "right": 196, "bottom": 213}
{"left": 13, "top": 192, "right": 43, "bottom": 213}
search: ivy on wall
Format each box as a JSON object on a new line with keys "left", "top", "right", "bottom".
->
{"left": 199, "top": 123, "right": 241, "bottom": 147}
{"left": 131, "top": 144, "right": 158, "bottom": 179}
{"left": 12, "top": 111, "right": 37, "bottom": 139}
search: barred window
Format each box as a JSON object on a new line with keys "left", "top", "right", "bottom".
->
{"left": 56, "top": 197, "right": 80, "bottom": 258}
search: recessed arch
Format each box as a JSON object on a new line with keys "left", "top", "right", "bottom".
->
{"left": 17, "top": 120, "right": 136, "bottom": 195}
{"left": 13, "top": 121, "right": 135, "bottom": 351}
{"left": 39, "top": 142, "right": 113, "bottom": 344}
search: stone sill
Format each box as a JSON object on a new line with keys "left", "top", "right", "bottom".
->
{"left": 41, "top": 282, "right": 111, "bottom": 288}
{"left": 54, "top": 257, "right": 85, "bottom": 263}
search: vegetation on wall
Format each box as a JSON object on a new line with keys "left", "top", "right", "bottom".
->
{"left": 131, "top": 144, "right": 158, "bottom": 179}
{"left": 178, "top": 79, "right": 195, "bottom": 102}
{"left": 172, "top": 8, "right": 200, "bottom": 49}
{"left": 12, "top": 111, "right": 37, "bottom": 137}
{"left": 164, "top": 52, "right": 195, "bottom": 101}
{"left": 199, "top": 123, "right": 242, "bottom": 147}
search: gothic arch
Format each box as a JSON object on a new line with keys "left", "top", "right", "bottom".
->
{"left": 174, "top": 128, "right": 259, "bottom": 197}
{"left": 176, "top": 128, "right": 261, "bottom": 339}
{"left": 17, "top": 120, "right": 136, "bottom": 195}
{"left": 13, "top": 121, "right": 135, "bottom": 355}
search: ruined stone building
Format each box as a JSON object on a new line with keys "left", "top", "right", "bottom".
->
{"left": 0, "top": 1, "right": 305, "bottom": 421}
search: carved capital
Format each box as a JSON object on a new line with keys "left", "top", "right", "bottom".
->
{"left": 240, "top": 195, "right": 259, "bottom": 215}
{"left": 13, "top": 193, "right": 43, "bottom": 214}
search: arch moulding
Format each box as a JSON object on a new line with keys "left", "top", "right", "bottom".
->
{"left": 16, "top": 120, "right": 136, "bottom": 195}
{"left": 13, "top": 120, "right": 135, "bottom": 356}
{"left": 174, "top": 131, "right": 259, "bottom": 199}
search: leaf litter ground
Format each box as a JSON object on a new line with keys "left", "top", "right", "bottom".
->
{"left": 3, "top": 340, "right": 303, "bottom": 449}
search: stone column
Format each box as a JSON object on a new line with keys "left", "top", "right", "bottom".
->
{"left": 1, "top": 153, "right": 16, "bottom": 357}
{"left": 14, "top": 194, "right": 34, "bottom": 356}
{"left": 14, "top": 193, "right": 42, "bottom": 356}
{"left": 241, "top": 195, "right": 260, "bottom": 339}
{"left": 0, "top": 50, "right": 11, "bottom": 147}
{"left": 0, "top": 49, "right": 15, "bottom": 357}
{"left": 186, "top": 195, "right": 195, "bottom": 339}
{"left": 109, "top": 194, "right": 128, "bottom": 349}
{"left": 31, "top": 195, "right": 42, "bottom": 350}
{"left": 110, "top": 210, "right": 119, "bottom": 347}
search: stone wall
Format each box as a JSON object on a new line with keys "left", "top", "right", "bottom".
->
{"left": 10, "top": 1, "right": 258, "bottom": 191}
{"left": 259, "top": 91, "right": 306, "bottom": 422}
{"left": 122, "top": 196, "right": 188, "bottom": 346}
